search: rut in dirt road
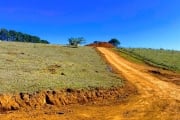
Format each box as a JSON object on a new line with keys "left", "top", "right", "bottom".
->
{"left": 97, "top": 47, "right": 180, "bottom": 100}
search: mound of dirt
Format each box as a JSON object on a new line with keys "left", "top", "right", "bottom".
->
{"left": 86, "top": 42, "right": 114, "bottom": 48}
{"left": 0, "top": 82, "right": 137, "bottom": 112}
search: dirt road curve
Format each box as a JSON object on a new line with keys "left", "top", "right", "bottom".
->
{"left": 0, "top": 47, "right": 179, "bottom": 120}
{"left": 97, "top": 47, "right": 180, "bottom": 100}
{"left": 95, "top": 47, "right": 180, "bottom": 119}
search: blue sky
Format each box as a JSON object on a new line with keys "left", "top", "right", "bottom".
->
{"left": 0, "top": 0, "right": 180, "bottom": 50}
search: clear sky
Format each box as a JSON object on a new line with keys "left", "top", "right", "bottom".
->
{"left": 0, "top": 0, "right": 180, "bottom": 50}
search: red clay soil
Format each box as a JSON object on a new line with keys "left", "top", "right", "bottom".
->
{"left": 86, "top": 42, "right": 114, "bottom": 48}
{"left": 0, "top": 82, "right": 136, "bottom": 112}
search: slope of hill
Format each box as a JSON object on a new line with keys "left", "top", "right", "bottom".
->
{"left": 0, "top": 42, "right": 123, "bottom": 93}
{"left": 0, "top": 47, "right": 179, "bottom": 120}
{"left": 117, "top": 48, "right": 180, "bottom": 71}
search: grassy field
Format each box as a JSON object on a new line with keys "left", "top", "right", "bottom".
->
{"left": 0, "top": 42, "right": 123, "bottom": 93}
{"left": 116, "top": 48, "right": 180, "bottom": 71}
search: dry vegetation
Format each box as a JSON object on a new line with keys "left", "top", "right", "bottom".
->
{"left": 117, "top": 48, "right": 180, "bottom": 71}
{"left": 0, "top": 42, "right": 123, "bottom": 93}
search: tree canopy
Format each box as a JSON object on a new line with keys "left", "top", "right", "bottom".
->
{"left": 0, "top": 28, "right": 49, "bottom": 44}
{"left": 68, "top": 37, "right": 85, "bottom": 47}
{"left": 108, "top": 38, "right": 120, "bottom": 47}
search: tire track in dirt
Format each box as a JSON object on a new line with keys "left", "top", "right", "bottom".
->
{"left": 97, "top": 47, "right": 180, "bottom": 100}
{"left": 95, "top": 47, "right": 180, "bottom": 120}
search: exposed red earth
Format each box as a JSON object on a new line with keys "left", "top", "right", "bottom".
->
{"left": 0, "top": 45, "right": 179, "bottom": 120}
{"left": 86, "top": 42, "right": 114, "bottom": 48}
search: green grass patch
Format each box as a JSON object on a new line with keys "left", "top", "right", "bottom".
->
{"left": 116, "top": 48, "right": 180, "bottom": 71}
{"left": 0, "top": 42, "right": 123, "bottom": 93}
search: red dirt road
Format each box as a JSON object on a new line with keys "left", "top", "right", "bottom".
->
{"left": 0, "top": 47, "right": 180, "bottom": 120}
{"left": 96, "top": 47, "right": 180, "bottom": 119}
{"left": 98, "top": 47, "right": 180, "bottom": 100}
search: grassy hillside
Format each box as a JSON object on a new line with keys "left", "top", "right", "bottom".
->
{"left": 0, "top": 42, "right": 123, "bottom": 93}
{"left": 116, "top": 48, "right": 180, "bottom": 71}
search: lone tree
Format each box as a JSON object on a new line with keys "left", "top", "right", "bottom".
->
{"left": 108, "top": 38, "right": 120, "bottom": 47}
{"left": 68, "top": 37, "right": 85, "bottom": 47}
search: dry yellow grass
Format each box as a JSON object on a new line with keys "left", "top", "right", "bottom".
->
{"left": 0, "top": 42, "right": 123, "bottom": 93}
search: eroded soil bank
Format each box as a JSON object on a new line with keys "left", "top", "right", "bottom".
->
{"left": 0, "top": 80, "right": 137, "bottom": 113}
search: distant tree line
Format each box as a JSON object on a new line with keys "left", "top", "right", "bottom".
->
{"left": 0, "top": 28, "right": 49, "bottom": 44}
